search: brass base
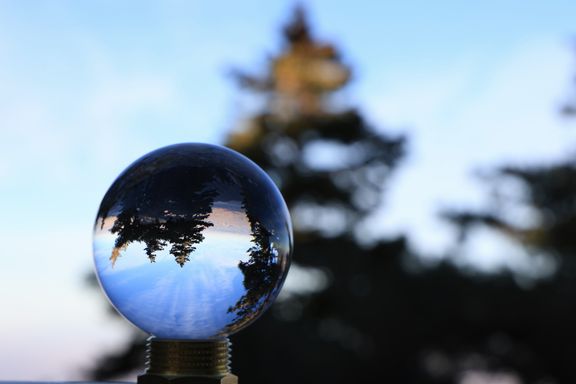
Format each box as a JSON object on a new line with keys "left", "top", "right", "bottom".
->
{"left": 137, "top": 337, "right": 237, "bottom": 384}
{"left": 138, "top": 374, "right": 238, "bottom": 384}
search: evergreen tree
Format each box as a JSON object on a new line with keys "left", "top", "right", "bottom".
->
{"left": 99, "top": 164, "right": 218, "bottom": 267}
{"left": 438, "top": 57, "right": 576, "bottom": 383}
{"left": 225, "top": 7, "right": 411, "bottom": 384}
{"left": 226, "top": 192, "right": 282, "bottom": 328}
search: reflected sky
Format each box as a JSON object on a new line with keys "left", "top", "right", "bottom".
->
{"left": 95, "top": 222, "right": 251, "bottom": 339}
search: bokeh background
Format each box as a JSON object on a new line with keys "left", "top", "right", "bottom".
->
{"left": 2, "top": 1, "right": 576, "bottom": 383}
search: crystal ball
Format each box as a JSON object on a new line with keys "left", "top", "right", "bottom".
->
{"left": 93, "top": 143, "right": 292, "bottom": 340}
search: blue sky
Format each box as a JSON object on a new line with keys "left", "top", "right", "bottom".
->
{"left": 2, "top": 0, "right": 576, "bottom": 380}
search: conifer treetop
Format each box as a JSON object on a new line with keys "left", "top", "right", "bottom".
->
{"left": 234, "top": 6, "right": 350, "bottom": 119}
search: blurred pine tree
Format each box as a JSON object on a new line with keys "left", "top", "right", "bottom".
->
{"left": 224, "top": 6, "right": 409, "bottom": 383}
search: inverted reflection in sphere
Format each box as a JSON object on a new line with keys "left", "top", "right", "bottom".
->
{"left": 93, "top": 143, "right": 292, "bottom": 340}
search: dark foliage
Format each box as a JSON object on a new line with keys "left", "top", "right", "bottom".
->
{"left": 226, "top": 193, "right": 283, "bottom": 327}
{"left": 89, "top": 333, "right": 147, "bottom": 382}
{"left": 100, "top": 164, "right": 218, "bottom": 267}
{"left": 442, "top": 161, "right": 576, "bottom": 383}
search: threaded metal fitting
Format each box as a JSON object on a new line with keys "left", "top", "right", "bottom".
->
{"left": 138, "top": 337, "right": 237, "bottom": 384}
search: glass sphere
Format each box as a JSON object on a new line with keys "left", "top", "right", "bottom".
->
{"left": 93, "top": 143, "right": 292, "bottom": 340}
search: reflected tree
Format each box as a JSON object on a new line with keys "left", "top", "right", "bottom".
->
{"left": 227, "top": 192, "right": 282, "bottom": 327}
{"left": 99, "top": 164, "right": 218, "bottom": 267}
